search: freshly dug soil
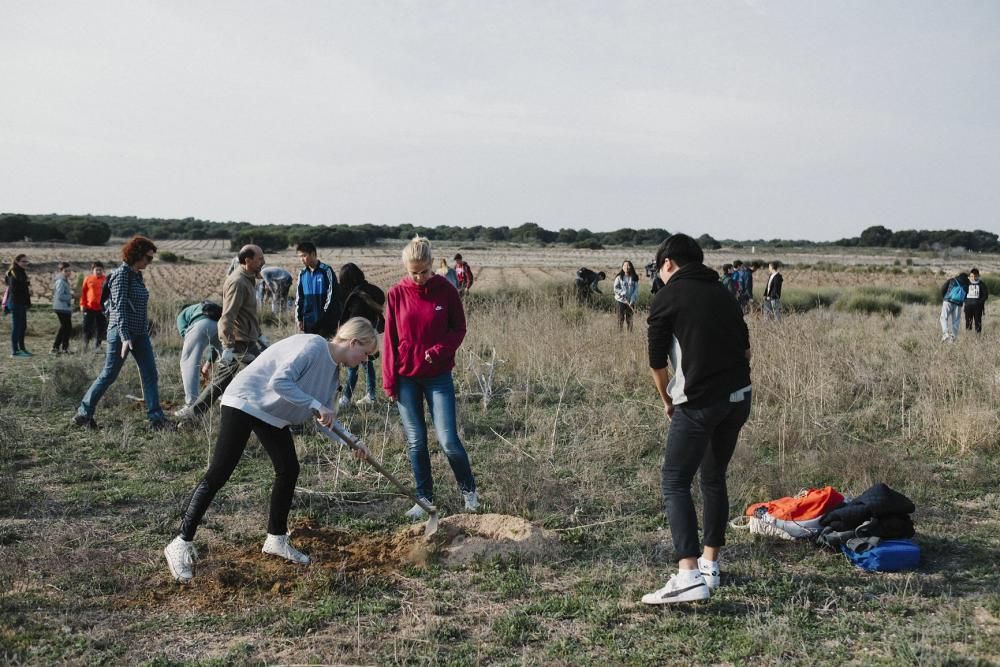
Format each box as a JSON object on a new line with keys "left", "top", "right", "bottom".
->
{"left": 131, "top": 514, "right": 559, "bottom": 609}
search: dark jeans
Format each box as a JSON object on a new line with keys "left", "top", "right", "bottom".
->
{"left": 179, "top": 406, "right": 300, "bottom": 540}
{"left": 616, "top": 301, "right": 634, "bottom": 331}
{"left": 965, "top": 303, "right": 984, "bottom": 333}
{"left": 187, "top": 341, "right": 261, "bottom": 417}
{"left": 344, "top": 359, "right": 377, "bottom": 399}
{"left": 53, "top": 311, "right": 73, "bottom": 351}
{"left": 82, "top": 309, "right": 107, "bottom": 348}
{"left": 661, "top": 390, "right": 752, "bottom": 559}
{"left": 9, "top": 304, "right": 27, "bottom": 353}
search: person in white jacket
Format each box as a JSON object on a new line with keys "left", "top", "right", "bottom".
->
{"left": 163, "top": 317, "right": 379, "bottom": 584}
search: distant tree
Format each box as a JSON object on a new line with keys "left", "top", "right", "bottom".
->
{"left": 859, "top": 225, "right": 893, "bottom": 246}
{"left": 697, "top": 233, "right": 722, "bottom": 250}
{"left": 231, "top": 229, "right": 289, "bottom": 253}
{"left": 64, "top": 219, "right": 111, "bottom": 245}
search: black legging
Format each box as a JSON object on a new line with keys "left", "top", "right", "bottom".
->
{"left": 179, "top": 406, "right": 300, "bottom": 540}
{"left": 52, "top": 311, "right": 73, "bottom": 351}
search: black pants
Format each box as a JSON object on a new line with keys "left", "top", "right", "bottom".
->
{"left": 965, "top": 303, "right": 984, "bottom": 333}
{"left": 616, "top": 301, "right": 634, "bottom": 331}
{"left": 82, "top": 309, "right": 107, "bottom": 347}
{"left": 52, "top": 311, "right": 73, "bottom": 351}
{"left": 661, "top": 391, "right": 752, "bottom": 559}
{"left": 179, "top": 406, "right": 300, "bottom": 540}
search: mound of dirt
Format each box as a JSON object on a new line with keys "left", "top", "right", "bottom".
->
{"left": 411, "top": 513, "right": 561, "bottom": 566}
{"left": 129, "top": 515, "right": 559, "bottom": 609}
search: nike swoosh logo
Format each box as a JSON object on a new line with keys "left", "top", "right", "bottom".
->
{"left": 656, "top": 583, "right": 706, "bottom": 599}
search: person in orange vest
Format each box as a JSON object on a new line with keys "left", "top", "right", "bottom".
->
{"left": 79, "top": 262, "right": 108, "bottom": 352}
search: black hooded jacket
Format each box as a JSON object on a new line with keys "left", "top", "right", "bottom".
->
{"left": 647, "top": 263, "right": 751, "bottom": 407}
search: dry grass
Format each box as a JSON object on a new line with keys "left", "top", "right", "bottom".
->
{"left": 0, "top": 253, "right": 998, "bottom": 665}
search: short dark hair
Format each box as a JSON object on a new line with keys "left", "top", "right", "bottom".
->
{"left": 296, "top": 242, "right": 317, "bottom": 255}
{"left": 92, "top": 261, "right": 104, "bottom": 269}
{"left": 597, "top": 271, "right": 606, "bottom": 280}
{"left": 58, "top": 262, "right": 71, "bottom": 270}
{"left": 970, "top": 267, "right": 979, "bottom": 276}
{"left": 733, "top": 260, "right": 743, "bottom": 268}
{"left": 769, "top": 260, "right": 781, "bottom": 269}
{"left": 654, "top": 233, "right": 704, "bottom": 270}
{"left": 238, "top": 246, "right": 258, "bottom": 264}
{"left": 453, "top": 253, "right": 463, "bottom": 261}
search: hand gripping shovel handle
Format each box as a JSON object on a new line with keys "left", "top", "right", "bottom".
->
{"left": 313, "top": 417, "right": 439, "bottom": 536}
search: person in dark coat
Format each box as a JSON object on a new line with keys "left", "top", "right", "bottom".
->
{"left": 4, "top": 254, "right": 32, "bottom": 357}
{"left": 337, "top": 263, "right": 385, "bottom": 407}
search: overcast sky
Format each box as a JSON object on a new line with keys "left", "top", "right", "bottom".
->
{"left": 1, "top": 1, "right": 998, "bottom": 240}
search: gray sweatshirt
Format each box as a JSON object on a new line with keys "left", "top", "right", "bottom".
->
{"left": 221, "top": 333, "right": 343, "bottom": 429}
{"left": 52, "top": 275, "right": 73, "bottom": 312}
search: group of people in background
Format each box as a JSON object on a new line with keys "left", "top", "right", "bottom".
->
{"left": 940, "top": 268, "right": 989, "bottom": 342}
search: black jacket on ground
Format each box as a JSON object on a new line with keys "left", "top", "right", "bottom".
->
{"left": 647, "top": 263, "right": 751, "bottom": 407}
{"left": 819, "top": 483, "right": 915, "bottom": 531}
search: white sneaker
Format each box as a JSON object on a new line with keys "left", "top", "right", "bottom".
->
{"left": 338, "top": 395, "right": 351, "bottom": 409}
{"left": 173, "top": 405, "right": 194, "bottom": 420}
{"left": 164, "top": 536, "right": 197, "bottom": 583}
{"left": 355, "top": 394, "right": 375, "bottom": 407}
{"left": 462, "top": 490, "right": 481, "bottom": 512}
{"left": 261, "top": 533, "right": 310, "bottom": 565}
{"left": 641, "top": 573, "right": 710, "bottom": 605}
{"left": 404, "top": 499, "right": 431, "bottom": 520}
{"left": 698, "top": 557, "right": 720, "bottom": 590}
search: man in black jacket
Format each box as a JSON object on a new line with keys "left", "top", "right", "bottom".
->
{"left": 762, "top": 261, "right": 783, "bottom": 321}
{"left": 641, "top": 234, "right": 752, "bottom": 606}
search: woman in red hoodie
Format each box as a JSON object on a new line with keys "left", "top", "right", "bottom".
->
{"left": 383, "top": 236, "right": 480, "bottom": 519}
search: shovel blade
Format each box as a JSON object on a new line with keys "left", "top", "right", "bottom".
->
{"left": 424, "top": 512, "right": 439, "bottom": 538}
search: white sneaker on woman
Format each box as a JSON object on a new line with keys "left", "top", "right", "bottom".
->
{"left": 698, "top": 557, "right": 721, "bottom": 590}
{"left": 262, "top": 534, "right": 310, "bottom": 565}
{"left": 164, "top": 536, "right": 197, "bottom": 583}
{"left": 462, "top": 490, "right": 481, "bottom": 512}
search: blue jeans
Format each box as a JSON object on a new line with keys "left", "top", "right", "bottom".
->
{"left": 661, "top": 390, "right": 752, "bottom": 559}
{"left": 9, "top": 304, "right": 27, "bottom": 353}
{"left": 344, "top": 359, "right": 377, "bottom": 399}
{"left": 77, "top": 328, "right": 165, "bottom": 423}
{"left": 396, "top": 373, "right": 476, "bottom": 502}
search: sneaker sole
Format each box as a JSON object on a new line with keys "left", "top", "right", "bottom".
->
{"left": 641, "top": 583, "right": 711, "bottom": 605}
{"left": 164, "top": 547, "right": 193, "bottom": 584}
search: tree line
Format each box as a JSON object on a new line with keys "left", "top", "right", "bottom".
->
{"left": 1, "top": 213, "right": 997, "bottom": 252}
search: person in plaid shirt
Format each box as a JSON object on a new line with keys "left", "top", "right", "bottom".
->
{"left": 72, "top": 236, "right": 172, "bottom": 431}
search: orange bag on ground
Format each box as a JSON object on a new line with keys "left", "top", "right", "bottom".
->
{"left": 746, "top": 486, "right": 844, "bottom": 521}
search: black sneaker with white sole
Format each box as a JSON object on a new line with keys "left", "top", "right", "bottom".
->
{"left": 641, "top": 574, "right": 711, "bottom": 605}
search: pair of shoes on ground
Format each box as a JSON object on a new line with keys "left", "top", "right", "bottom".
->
{"left": 404, "top": 490, "right": 481, "bottom": 520}
{"left": 10, "top": 350, "right": 33, "bottom": 358}
{"left": 71, "top": 414, "right": 100, "bottom": 430}
{"left": 641, "top": 557, "right": 720, "bottom": 605}
{"left": 164, "top": 533, "right": 309, "bottom": 583}
{"left": 49, "top": 349, "right": 72, "bottom": 355}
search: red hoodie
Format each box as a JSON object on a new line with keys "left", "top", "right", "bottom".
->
{"left": 382, "top": 274, "right": 466, "bottom": 398}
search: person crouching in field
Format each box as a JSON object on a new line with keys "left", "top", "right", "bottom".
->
{"left": 643, "top": 234, "right": 752, "bottom": 605}
{"left": 940, "top": 272, "right": 970, "bottom": 343}
{"left": 163, "top": 318, "right": 379, "bottom": 583}
{"left": 72, "top": 237, "right": 172, "bottom": 431}
{"left": 176, "top": 301, "right": 223, "bottom": 410}
{"left": 337, "top": 262, "right": 385, "bottom": 408}
{"left": 613, "top": 260, "right": 639, "bottom": 332}
{"left": 383, "top": 236, "right": 480, "bottom": 519}
{"left": 80, "top": 262, "right": 107, "bottom": 352}
{"left": 51, "top": 262, "right": 74, "bottom": 354}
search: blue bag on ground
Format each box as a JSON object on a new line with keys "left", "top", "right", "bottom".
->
{"left": 841, "top": 539, "right": 920, "bottom": 572}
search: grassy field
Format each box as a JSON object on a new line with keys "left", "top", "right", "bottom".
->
{"left": 1, "top": 245, "right": 998, "bottom": 665}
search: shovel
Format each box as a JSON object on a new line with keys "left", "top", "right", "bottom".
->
{"left": 314, "top": 417, "right": 439, "bottom": 538}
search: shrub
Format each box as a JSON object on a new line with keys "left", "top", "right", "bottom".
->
{"left": 49, "top": 359, "right": 96, "bottom": 399}
{"left": 780, "top": 288, "right": 840, "bottom": 313}
{"left": 159, "top": 251, "right": 180, "bottom": 263}
{"left": 833, "top": 293, "right": 902, "bottom": 316}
